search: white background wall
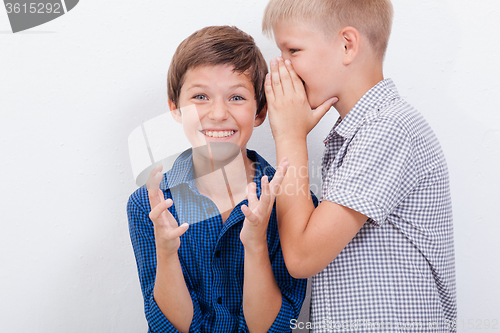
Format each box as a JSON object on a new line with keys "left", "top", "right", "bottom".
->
{"left": 1, "top": 0, "right": 499, "bottom": 332}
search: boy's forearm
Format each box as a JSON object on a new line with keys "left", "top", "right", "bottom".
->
{"left": 275, "top": 138, "right": 316, "bottom": 263}
{"left": 275, "top": 138, "right": 367, "bottom": 279}
{"left": 154, "top": 251, "right": 193, "bottom": 332}
{"left": 243, "top": 244, "right": 282, "bottom": 332}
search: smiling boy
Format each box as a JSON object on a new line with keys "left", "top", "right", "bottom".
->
{"left": 262, "top": 0, "right": 456, "bottom": 331}
{"left": 127, "top": 26, "right": 308, "bottom": 332}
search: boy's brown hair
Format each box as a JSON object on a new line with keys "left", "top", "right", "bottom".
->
{"left": 167, "top": 26, "right": 268, "bottom": 114}
{"left": 262, "top": 0, "right": 393, "bottom": 60}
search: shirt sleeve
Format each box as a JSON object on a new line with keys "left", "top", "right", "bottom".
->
{"left": 323, "top": 118, "right": 417, "bottom": 226}
{"left": 127, "top": 189, "right": 203, "bottom": 333}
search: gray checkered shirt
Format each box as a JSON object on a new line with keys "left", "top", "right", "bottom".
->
{"left": 310, "top": 79, "right": 456, "bottom": 332}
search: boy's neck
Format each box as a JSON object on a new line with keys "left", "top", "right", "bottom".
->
{"left": 335, "top": 65, "right": 385, "bottom": 119}
{"left": 193, "top": 147, "right": 254, "bottom": 219}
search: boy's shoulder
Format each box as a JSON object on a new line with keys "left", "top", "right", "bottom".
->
{"left": 366, "top": 93, "right": 438, "bottom": 149}
{"left": 350, "top": 80, "right": 447, "bottom": 175}
{"left": 127, "top": 184, "right": 150, "bottom": 214}
{"left": 350, "top": 79, "right": 432, "bottom": 140}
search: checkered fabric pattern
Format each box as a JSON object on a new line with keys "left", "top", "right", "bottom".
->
{"left": 128, "top": 149, "right": 309, "bottom": 332}
{"left": 311, "top": 79, "right": 457, "bottom": 332}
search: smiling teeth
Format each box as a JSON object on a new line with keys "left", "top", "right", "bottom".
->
{"left": 203, "top": 130, "right": 235, "bottom": 138}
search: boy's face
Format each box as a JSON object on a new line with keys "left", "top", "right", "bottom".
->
{"left": 169, "top": 64, "right": 266, "bottom": 159}
{"left": 273, "top": 21, "right": 343, "bottom": 109}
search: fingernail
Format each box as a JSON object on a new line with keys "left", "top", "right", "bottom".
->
{"left": 285, "top": 59, "right": 291, "bottom": 65}
{"left": 266, "top": 73, "right": 271, "bottom": 80}
{"left": 271, "top": 58, "right": 278, "bottom": 66}
{"left": 277, "top": 56, "right": 283, "bottom": 62}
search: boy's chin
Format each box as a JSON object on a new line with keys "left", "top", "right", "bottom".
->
{"left": 208, "top": 142, "right": 241, "bottom": 161}
{"left": 308, "top": 94, "right": 336, "bottom": 110}
{"left": 192, "top": 142, "right": 242, "bottom": 170}
{"left": 306, "top": 92, "right": 323, "bottom": 110}
{"left": 308, "top": 97, "right": 321, "bottom": 110}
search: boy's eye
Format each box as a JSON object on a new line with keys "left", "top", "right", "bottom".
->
{"left": 230, "top": 95, "right": 245, "bottom": 101}
{"left": 289, "top": 49, "right": 299, "bottom": 54}
{"left": 193, "top": 94, "right": 207, "bottom": 100}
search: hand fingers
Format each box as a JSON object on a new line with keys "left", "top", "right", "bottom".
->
{"left": 243, "top": 176, "right": 273, "bottom": 227}
{"left": 162, "top": 200, "right": 181, "bottom": 229}
{"left": 270, "top": 58, "right": 284, "bottom": 98}
{"left": 149, "top": 198, "right": 177, "bottom": 228}
{"left": 241, "top": 205, "right": 259, "bottom": 226}
{"left": 246, "top": 182, "right": 258, "bottom": 209}
{"left": 247, "top": 176, "right": 272, "bottom": 221}
{"left": 284, "top": 60, "right": 307, "bottom": 95}
{"left": 146, "top": 164, "right": 163, "bottom": 190}
{"left": 149, "top": 198, "right": 173, "bottom": 221}
{"left": 241, "top": 177, "right": 275, "bottom": 228}
{"left": 264, "top": 73, "right": 275, "bottom": 105}
{"left": 269, "top": 158, "right": 289, "bottom": 197}
{"left": 312, "top": 97, "right": 338, "bottom": 124}
{"left": 277, "top": 57, "right": 294, "bottom": 94}
{"left": 166, "top": 223, "right": 189, "bottom": 239}
{"left": 148, "top": 177, "right": 163, "bottom": 208}
{"left": 147, "top": 165, "right": 164, "bottom": 207}
{"left": 259, "top": 176, "right": 272, "bottom": 210}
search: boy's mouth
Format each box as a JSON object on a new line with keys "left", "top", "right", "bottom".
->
{"left": 201, "top": 130, "right": 236, "bottom": 138}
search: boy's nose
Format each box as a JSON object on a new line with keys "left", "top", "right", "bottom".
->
{"left": 208, "top": 100, "right": 229, "bottom": 121}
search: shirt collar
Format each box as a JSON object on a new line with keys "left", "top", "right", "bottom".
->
{"left": 162, "top": 149, "right": 196, "bottom": 190}
{"left": 325, "top": 78, "right": 399, "bottom": 142}
{"left": 162, "top": 148, "right": 274, "bottom": 194}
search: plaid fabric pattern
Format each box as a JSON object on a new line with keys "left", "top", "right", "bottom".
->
{"left": 128, "top": 149, "right": 308, "bottom": 332}
{"left": 311, "top": 79, "right": 457, "bottom": 332}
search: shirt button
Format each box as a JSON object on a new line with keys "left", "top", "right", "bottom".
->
{"left": 215, "top": 250, "right": 221, "bottom": 258}
{"left": 217, "top": 297, "right": 222, "bottom": 304}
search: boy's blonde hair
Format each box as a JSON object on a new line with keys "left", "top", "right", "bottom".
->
{"left": 262, "top": 0, "right": 393, "bottom": 60}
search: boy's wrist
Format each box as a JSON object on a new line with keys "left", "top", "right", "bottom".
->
{"left": 243, "top": 239, "right": 268, "bottom": 256}
{"left": 275, "top": 134, "right": 307, "bottom": 143}
{"left": 156, "top": 248, "right": 180, "bottom": 263}
{"left": 275, "top": 135, "right": 307, "bottom": 151}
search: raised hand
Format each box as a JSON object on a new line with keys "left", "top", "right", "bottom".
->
{"left": 240, "top": 158, "right": 289, "bottom": 249}
{"left": 147, "top": 165, "right": 189, "bottom": 255}
{"left": 265, "top": 57, "right": 338, "bottom": 141}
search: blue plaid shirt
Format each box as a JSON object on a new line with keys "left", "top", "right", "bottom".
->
{"left": 128, "top": 149, "right": 310, "bottom": 332}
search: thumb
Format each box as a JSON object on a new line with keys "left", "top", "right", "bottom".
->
{"left": 312, "top": 97, "right": 338, "bottom": 123}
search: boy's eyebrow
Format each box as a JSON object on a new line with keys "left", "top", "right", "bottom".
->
{"left": 185, "top": 84, "right": 209, "bottom": 90}
{"left": 185, "top": 83, "right": 252, "bottom": 91}
{"left": 276, "top": 39, "right": 292, "bottom": 50}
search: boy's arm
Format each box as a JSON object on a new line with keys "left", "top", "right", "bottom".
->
{"left": 265, "top": 58, "right": 367, "bottom": 279}
{"left": 240, "top": 160, "right": 287, "bottom": 332}
{"left": 127, "top": 191, "right": 198, "bottom": 333}
{"left": 146, "top": 166, "right": 193, "bottom": 332}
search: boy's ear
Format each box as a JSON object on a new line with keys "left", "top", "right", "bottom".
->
{"left": 168, "top": 99, "right": 183, "bottom": 124}
{"left": 340, "top": 26, "right": 360, "bottom": 66}
{"left": 254, "top": 104, "right": 267, "bottom": 127}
